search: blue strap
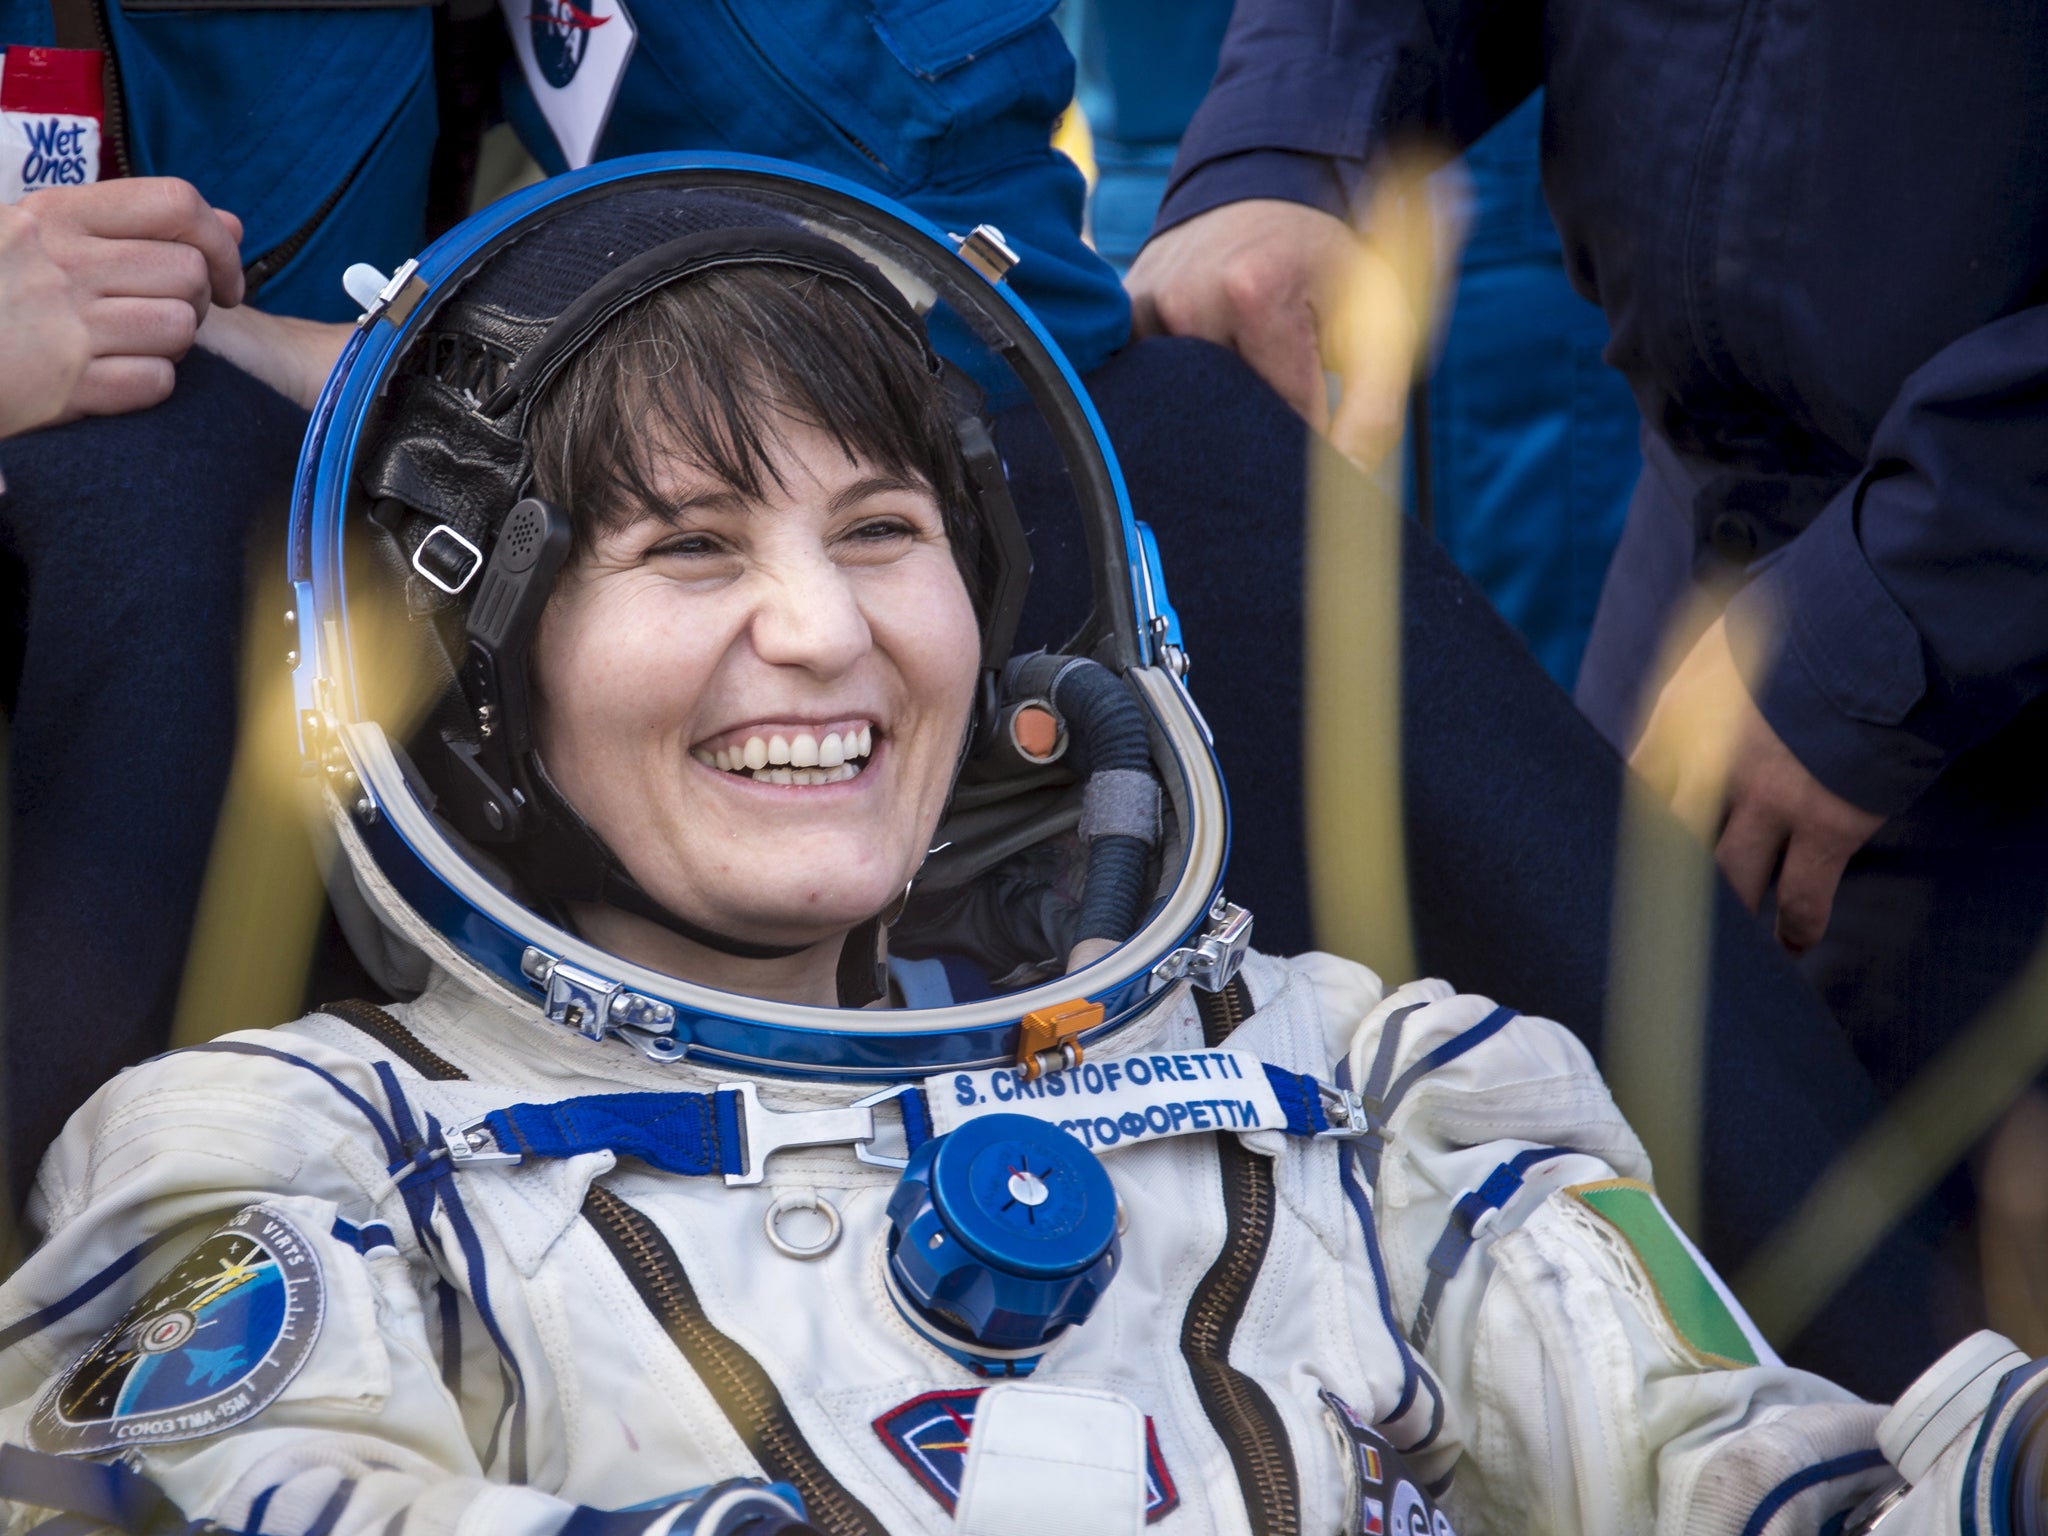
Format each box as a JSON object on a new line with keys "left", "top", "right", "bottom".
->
{"left": 900, "top": 1086, "right": 934, "bottom": 1153}
{"left": 330, "top": 1217, "right": 397, "bottom": 1254}
{"left": 1352, "top": 1001, "right": 1423, "bottom": 1187}
{"left": 0, "top": 1213, "right": 215, "bottom": 1353}
{"left": 482, "top": 1092, "right": 739, "bottom": 1178}
{"left": 1426, "top": 1147, "right": 1576, "bottom": 1280}
{"left": 1738, "top": 1449, "right": 1887, "bottom": 1536}
{"left": 373, "top": 1062, "right": 454, "bottom": 1246}
{"left": 0, "top": 1445, "right": 173, "bottom": 1534}
{"left": 1381, "top": 1006, "right": 1521, "bottom": 1115}
{"left": 433, "top": 1127, "right": 529, "bottom": 1484}
{"left": 1410, "top": 1145, "right": 1575, "bottom": 1350}
{"left": 1260, "top": 1064, "right": 1331, "bottom": 1136}
{"left": 1334, "top": 1053, "right": 1425, "bottom": 1427}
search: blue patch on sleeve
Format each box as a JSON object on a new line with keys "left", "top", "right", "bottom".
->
{"left": 30, "top": 1206, "right": 325, "bottom": 1455}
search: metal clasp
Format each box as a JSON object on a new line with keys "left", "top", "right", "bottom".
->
{"left": 522, "top": 946, "right": 678, "bottom": 1046}
{"left": 443, "top": 1115, "right": 522, "bottom": 1166}
{"left": 1152, "top": 895, "right": 1254, "bottom": 993}
{"left": 1315, "top": 1082, "right": 1372, "bottom": 1140}
{"left": 719, "top": 1083, "right": 877, "bottom": 1186}
{"left": 344, "top": 256, "right": 426, "bottom": 329}
{"left": 953, "top": 224, "right": 1019, "bottom": 284}
{"left": 850, "top": 1084, "right": 920, "bottom": 1170}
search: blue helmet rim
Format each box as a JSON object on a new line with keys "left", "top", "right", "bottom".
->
{"left": 290, "top": 153, "right": 1235, "bottom": 1079}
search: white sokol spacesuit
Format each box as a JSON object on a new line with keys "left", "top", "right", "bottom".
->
{"left": 0, "top": 159, "right": 2036, "bottom": 1536}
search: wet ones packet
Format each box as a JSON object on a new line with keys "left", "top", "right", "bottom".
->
{"left": 0, "top": 46, "right": 104, "bottom": 202}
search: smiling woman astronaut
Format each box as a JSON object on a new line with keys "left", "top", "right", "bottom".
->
{"left": 0, "top": 158, "right": 2038, "bottom": 1536}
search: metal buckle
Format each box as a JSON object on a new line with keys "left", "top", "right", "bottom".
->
{"left": 954, "top": 224, "right": 1019, "bottom": 284}
{"left": 411, "top": 522, "right": 484, "bottom": 596}
{"left": 719, "top": 1082, "right": 880, "bottom": 1186}
{"left": 1152, "top": 895, "right": 1254, "bottom": 993}
{"left": 443, "top": 1115, "right": 522, "bottom": 1166}
{"left": 540, "top": 959, "right": 621, "bottom": 1040}
{"left": 1314, "top": 1082, "right": 1371, "bottom": 1140}
{"left": 522, "top": 947, "right": 678, "bottom": 1046}
{"left": 849, "top": 1084, "right": 919, "bottom": 1170}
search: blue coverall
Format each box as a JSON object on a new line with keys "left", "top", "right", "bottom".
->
{"left": 1154, "top": 0, "right": 2048, "bottom": 1094}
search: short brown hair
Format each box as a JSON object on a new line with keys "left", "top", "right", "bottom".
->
{"left": 525, "top": 263, "right": 980, "bottom": 587}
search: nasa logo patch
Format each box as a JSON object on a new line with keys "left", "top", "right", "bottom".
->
{"left": 1322, "top": 1390, "right": 1456, "bottom": 1536}
{"left": 30, "top": 1206, "right": 324, "bottom": 1455}
{"left": 875, "top": 1388, "right": 1178, "bottom": 1522}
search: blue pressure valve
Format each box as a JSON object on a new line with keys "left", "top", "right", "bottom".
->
{"left": 884, "top": 1113, "right": 1120, "bottom": 1377}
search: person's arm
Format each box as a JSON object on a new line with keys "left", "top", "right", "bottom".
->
{"left": 0, "top": 1038, "right": 813, "bottom": 1536}
{"left": 1354, "top": 982, "right": 1900, "bottom": 1533}
{"left": 195, "top": 302, "right": 352, "bottom": 411}
{"left": 1126, "top": 0, "right": 1541, "bottom": 458}
{"left": 0, "top": 204, "right": 88, "bottom": 440}
{"left": 1634, "top": 304, "right": 2048, "bottom": 950}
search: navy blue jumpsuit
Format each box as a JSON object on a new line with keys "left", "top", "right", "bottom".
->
{"left": 1155, "top": 0, "right": 2048, "bottom": 1092}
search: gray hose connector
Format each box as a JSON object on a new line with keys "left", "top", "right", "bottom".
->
{"left": 1005, "top": 653, "right": 1161, "bottom": 947}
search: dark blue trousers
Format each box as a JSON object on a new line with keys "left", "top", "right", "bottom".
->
{"left": 0, "top": 337, "right": 1967, "bottom": 1399}
{"left": 0, "top": 350, "right": 307, "bottom": 1205}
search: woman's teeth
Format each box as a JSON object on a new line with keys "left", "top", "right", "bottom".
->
{"left": 692, "top": 725, "right": 874, "bottom": 785}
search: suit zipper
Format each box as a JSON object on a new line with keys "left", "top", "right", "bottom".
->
{"left": 320, "top": 1001, "right": 889, "bottom": 1536}
{"left": 1185, "top": 978, "right": 1302, "bottom": 1536}
{"left": 581, "top": 1184, "right": 890, "bottom": 1536}
{"left": 84, "top": 0, "right": 131, "bottom": 177}
{"left": 241, "top": 156, "right": 363, "bottom": 299}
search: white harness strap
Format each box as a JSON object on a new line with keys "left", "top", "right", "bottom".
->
{"left": 952, "top": 1384, "right": 1149, "bottom": 1536}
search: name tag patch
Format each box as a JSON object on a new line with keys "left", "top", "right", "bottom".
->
{"left": 30, "top": 1206, "right": 324, "bottom": 1455}
{"left": 875, "top": 1388, "right": 1178, "bottom": 1523}
{"left": 931, "top": 1048, "right": 1287, "bottom": 1152}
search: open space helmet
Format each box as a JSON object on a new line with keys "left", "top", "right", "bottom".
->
{"left": 290, "top": 152, "right": 1247, "bottom": 1079}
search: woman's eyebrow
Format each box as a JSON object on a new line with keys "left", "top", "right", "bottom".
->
{"left": 827, "top": 473, "right": 930, "bottom": 513}
{"left": 657, "top": 485, "right": 753, "bottom": 519}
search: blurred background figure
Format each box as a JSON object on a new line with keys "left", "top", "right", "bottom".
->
{"left": 1060, "top": 0, "right": 1639, "bottom": 688}
{"left": 1125, "top": 0, "right": 2048, "bottom": 1113}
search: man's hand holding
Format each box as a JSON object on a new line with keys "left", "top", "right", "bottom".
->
{"left": 1631, "top": 617, "right": 1885, "bottom": 953}
{"left": 19, "top": 177, "right": 244, "bottom": 420}
{"left": 1125, "top": 193, "right": 1431, "bottom": 469}
{"left": 0, "top": 203, "right": 88, "bottom": 439}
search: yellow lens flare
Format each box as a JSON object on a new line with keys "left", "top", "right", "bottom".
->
{"left": 1303, "top": 152, "right": 1463, "bottom": 982}
{"left": 1053, "top": 100, "right": 1098, "bottom": 194}
{"left": 1320, "top": 154, "right": 1461, "bottom": 473}
{"left": 1737, "top": 932, "right": 2048, "bottom": 1344}
{"left": 1981, "top": 1089, "right": 2048, "bottom": 1357}
{"left": 1602, "top": 593, "right": 1772, "bottom": 1238}
{"left": 172, "top": 550, "right": 438, "bottom": 1048}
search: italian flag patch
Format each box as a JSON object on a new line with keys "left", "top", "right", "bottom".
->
{"left": 1567, "top": 1179, "right": 1777, "bottom": 1370}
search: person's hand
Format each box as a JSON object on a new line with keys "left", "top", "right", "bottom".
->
{"left": 196, "top": 304, "right": 351, "bottom": 412}
{"left": 1126, "top": 197, "right": 1424, "bottom": 468}
{"left": 18, "top": 177, "right": 245, "bottom": 419}
{"left": 0, "top": 204, "right": 89, "bottom": 439}
{"left": 1631, "top": 617, "right": 1885, "bottom": 953}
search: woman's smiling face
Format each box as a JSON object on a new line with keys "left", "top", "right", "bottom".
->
{"left": 529, "top": 417, "right": 982, "bottom": 962}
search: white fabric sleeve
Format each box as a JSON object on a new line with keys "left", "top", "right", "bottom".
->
{"left": 1353, "top": 987, "right": 1896, "bottom": 1536}
{"left": 0, "top": 1040, "right": 587, "bottom": 1536}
